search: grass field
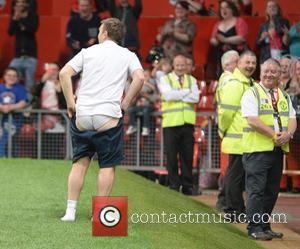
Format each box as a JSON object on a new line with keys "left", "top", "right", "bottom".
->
{"left": 0, "top": 159, "right": 263, "bottom": 249}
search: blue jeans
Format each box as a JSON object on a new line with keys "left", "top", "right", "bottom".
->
{"left": 0, "top": 122, "right": 17, "bottom": 157}
{"left": 128, "top": 105, "right": 153, "bottom": 129}
{"left": 10, "top": 57, "right": 37, "bottom": 92}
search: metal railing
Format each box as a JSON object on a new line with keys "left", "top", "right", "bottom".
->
{"left": 1, "top": 109, "right": 299, "bottom": 176}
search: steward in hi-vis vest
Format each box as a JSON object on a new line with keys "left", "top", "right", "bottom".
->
{"left": 157, "top": 55, "right": 199, "bottom": 195}
{"left": 217, "top": 50, "right": 257, "bottom": 218}
{"left": 241, "top": 58, "right": 297, "bottom": 240}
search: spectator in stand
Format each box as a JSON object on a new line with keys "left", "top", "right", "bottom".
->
{"left": 231, "top": 0, "right": 252, "bottom": 16}
{"left": 0, "top": 67, "right": 27, "bottom": 157}
{"left": 108, "top": 0, "right": 142, "bottom": 56}
{"left": 279, "top": 57, "right": 292, "bottom": 90}
{"left": 210, "top": 0, "right": 248, "bottom": 76}
{"left": 280, "top": 59, "right": 300, "bottom": 193}
{"left": 11, "top": 0, "right": 36, "bottom": 13}
{"left": 70, "top": 0, "right": 108, "bottom": 16}
{"left": 151, "top": 57, "right": 172, "bottom": 83}
{"left": 288, "top": 60, "right": 300, "bottom": 108}
{"left": 7, "top": 0, "right": 39, "bottom": 94}
{"left": 126, "top": 69, "right": 158, "bottom": 136}
{"left": 66, "top": 0, "right": 101, "bottom": 56}
{"left": 0, "top": 0, "right": 6, "bottom": 10}
{"left": 31, "top": 63, "right": 66, "bottom": 131}
{"left": 287, "top": 21, "right": 300, "bottom": 59}
{"left": 256, "top": 0, "right": 289, "bottom": 64}
{"left": 157, "top": 1, "right": 196, "bottom": 60}
{"left": 185, "top": 54, "right": 196, "bottom": 75}
{"left": 184, "top": 0, "right": 209, "bottom": 16}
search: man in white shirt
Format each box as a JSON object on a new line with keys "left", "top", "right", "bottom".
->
{"left": 59, "top": 18, "right": 144, "bottom": 221}
{"left": 241, "top": 58, "right": 297, "bottom": 240}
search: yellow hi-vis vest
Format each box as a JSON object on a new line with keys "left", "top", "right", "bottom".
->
{"left": 161, "top": 73, "right": 196, "bottom": 128}
{"left": 219, "top": 68, "right": 253, "bottom": 154}
{"left": 243, "top": 83, "right": 290, "bottom": 153}
{"left": 215, "top": 71, "right": 236, "bottom": 114}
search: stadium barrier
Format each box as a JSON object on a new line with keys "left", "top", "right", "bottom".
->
{"left": 1, "top": 109, "right": 299, "bottom": 177}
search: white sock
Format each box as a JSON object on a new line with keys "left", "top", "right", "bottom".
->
{"left": 61, "top": 200, "right": 77, "bottom": 221}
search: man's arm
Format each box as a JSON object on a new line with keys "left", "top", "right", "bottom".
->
{"left": 182, "top": 78, "right": 199, "bottom": 103}
{"left": 246, "top": 116, "right": 275, "bottom": 138}
{"left": 132, "top": 0, "right": 142, "bottom": 18}
{"left": 59, "top": 65, "right": 77, "bottom": 118}
{"left": 121, "top": 69, "right": 145, "bottom": 112}
{"left": 20, "top": 13, "right": 39, "bottom": 34}
{"left": 107, "top": 0, "right": 116, "bottom": 17}
{"left": 218, "top": 81, "right": 242, "bottom": 134}
{"left": 157, "top": 76, "right": 190, "bottom": 101}
{"left": 0, "top": 101, "right": 27, "bottom": 113}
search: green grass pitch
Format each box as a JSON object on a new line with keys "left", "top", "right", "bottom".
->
{"left": 0, "top": 159, "right": 262, "bottom": 249}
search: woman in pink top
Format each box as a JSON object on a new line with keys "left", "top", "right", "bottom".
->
{"left": 210, "top": 0, "right": 248, "bottom": 75}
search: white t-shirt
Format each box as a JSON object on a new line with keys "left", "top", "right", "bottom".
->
{"left": 241, "top": 83, "right": 296, "bottom": 132}
{"left": 67, "top": 40, "right": 143, "bottom": 117}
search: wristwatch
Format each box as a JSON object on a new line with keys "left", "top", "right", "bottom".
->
{"left": 288, "top": 131, "right": 294, "bottom": 139}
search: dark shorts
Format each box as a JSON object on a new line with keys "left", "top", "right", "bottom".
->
{"left": 70, "top": 115, "right": 124, "bottom": 168}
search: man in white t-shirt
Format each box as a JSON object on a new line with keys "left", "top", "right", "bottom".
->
{"left": 59, "top": 18, "right": 144, "bottom": 221}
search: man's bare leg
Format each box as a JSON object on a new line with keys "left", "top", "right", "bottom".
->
{"left": 97, "top": 167, "right": 116, "bottom": 196}
{"left": 61, "top": 157, "right": 90, "bottom": 221}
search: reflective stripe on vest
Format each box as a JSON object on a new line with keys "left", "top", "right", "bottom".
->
{"left": 243, "top": 84, "right": 290, "bottom": 153}
{"left": 161, "top": 73, "right": 196, "bottom": 128}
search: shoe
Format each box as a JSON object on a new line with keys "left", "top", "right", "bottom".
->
{"left": 141, "top": 127, "right": 150, "bottom": 136}
{"left": 182, "top": 187, "right": 201, "bottom": 196}
{"left": 126, "top": 126, "right": 137, "bottom": 135}
{"left": 264, "top": 229, "right": 284, "bottom": 239}
{"left": 61, "top": 212, "right": 76, "bottom": 222}
{"left": 248, "top": 231, "right": 273, "bottom": 240}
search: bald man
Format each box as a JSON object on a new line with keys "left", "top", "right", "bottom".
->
{"left": 158, "top": 54, "right": 199, "bottom": 195}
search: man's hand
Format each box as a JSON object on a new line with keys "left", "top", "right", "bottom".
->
{"left": 86, "top": 38, "right": 97, "bottom": 46}
{"left": 275, "top": 131, "right": 290, "bottom": 146}
{"left": 216, "top": 34, "right": 227, "bottom": 43}
{"left": 121, "top": 100, "right": 130, "bottom": 113}
{"left": 0, "top": 105, "right": 12, "bottom": 113}
{"left": 67, "top": 103, "right": 75, "bottom": 118}
{"left": 260, "top": 31, "right": 269, "bottom": 41}
{"left": 72, "top": 41, "right": 80, "bottom": 50}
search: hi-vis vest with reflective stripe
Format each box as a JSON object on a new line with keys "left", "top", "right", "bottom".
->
{"left": 216, "top": 71, "right": 236, "bottom": 113}
{"left": 161, "top": 73, "right": 196, "bottom": 128}
{"left": 219, "top": 68, "right": 253, "bottom": 154}
{"left": 243, "top": 83, "right": 290, "bottom": 153}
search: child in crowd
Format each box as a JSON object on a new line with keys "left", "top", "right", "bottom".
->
{"left": 31, "top": 63, "right": 66, "bottom": 131}
{"left": 151, "top": 57, "right": 172, "bottom": 82}
{"left": 126, "top": 69, "right": 158, "bottom": 136}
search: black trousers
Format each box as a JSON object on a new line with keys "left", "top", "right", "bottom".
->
{"left": 243, "top": 148, "right": 283, "bottom": 233}
{"left": 163, "top": 124, "right": 194, "bottom": 190}
{"left": 223, "top": 154, "right": 245, "bottom": 214}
